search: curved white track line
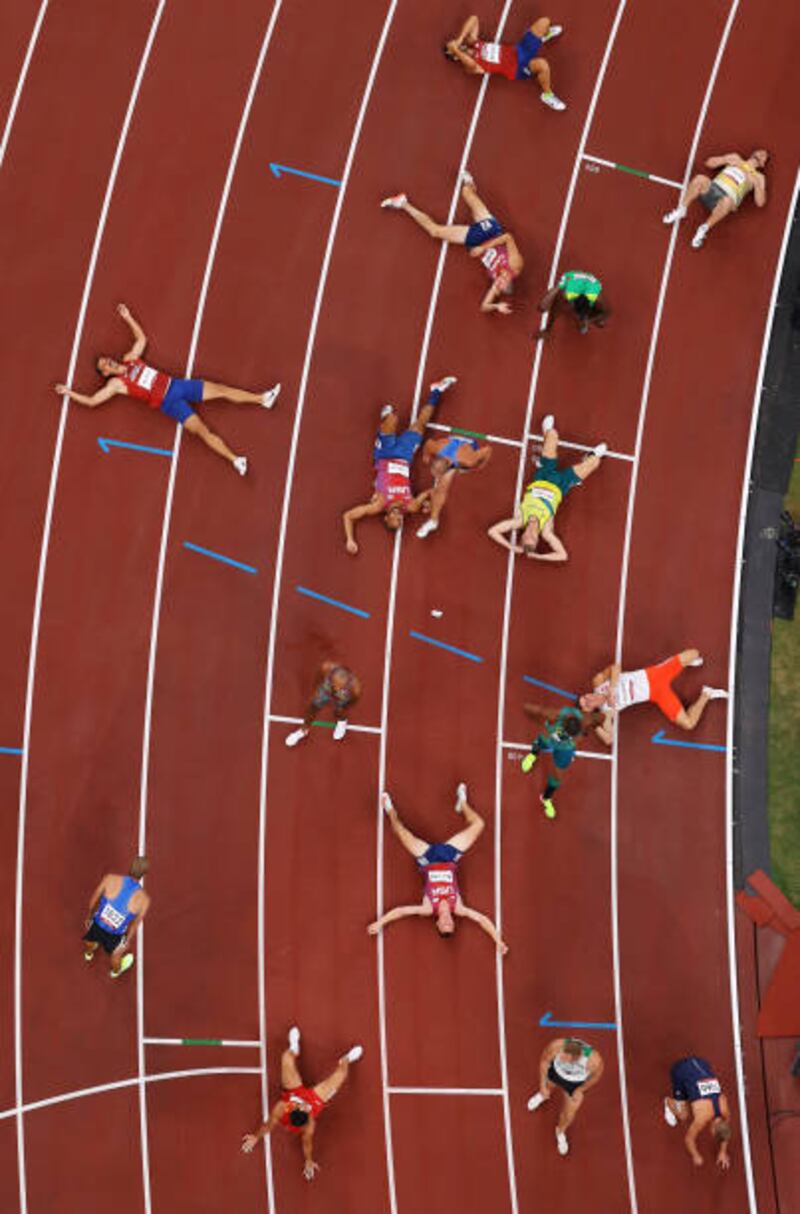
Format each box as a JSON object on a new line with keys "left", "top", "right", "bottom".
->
{"left": 253, "top": 3, "right": 399, "bottom": 1208}
{"left": 12, "top": 9, "right": 166, "bottom": 1213}
{"left": 136, "top": 6, "right": 284, "bottom": 1211}
{"left": 724, "top": 167, "right": 800, "bottom": 1214}
{"left": 0, "top": 0, "right": 49, "bottom": 169}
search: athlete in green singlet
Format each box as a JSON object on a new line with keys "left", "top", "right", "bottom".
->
{"left": 520, "top": 703, "right": 604, "bottom": 818}
{"left": 536, "top": 269, "right": 611, "bottom": 337}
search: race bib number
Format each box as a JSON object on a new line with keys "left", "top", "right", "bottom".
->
{"left": 480, "top": 42, "right": 502, "bottom": 63}
{"left": 99, "top": 903, "right": 125, "bottom": 931}
{"left": 532, "top": 487, "right": 555, "bottom": 504}
{"left": 387, "top": 461, "right": 409, "bottom": 479}
{"left": 136, "top": 366, "right": 158, "bottom": 390}
{"left": 431, "top": 870, "right": 454, "bottom": 884}
{"left": 696, "top": 1078, "right": 721, "bottom": 1097}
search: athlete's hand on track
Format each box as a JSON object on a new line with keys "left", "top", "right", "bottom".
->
{"left": 497, "top": 941, "right": 509, "bottom": 956}
{"left": 346, "top": 539, "right": 359, "bottom": 555}
{"left": 367, "top": 922, "right": 380, "bottom": 936}
{"left": 717, "top": 1155, "right": 731, "bottom": 1172}
{"left": 116, "top": 302, "right": 131, "bottom": 320}
{"left": 495, "top": 302, "right": 512, "bottom": 315}
{"left": 54, "top": 384, "right": 69, "bottom": 396}
{"left": 241, "top": 1134, "right": 259, "bottom": 1153}
{"left": 303, "top": 1161, "right": 320, "bottom": 1181}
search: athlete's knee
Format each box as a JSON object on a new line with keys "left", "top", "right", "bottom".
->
{"left": 673, "top": 710, "right": 693, "bottom": 731}
{"left": 532, "top": 17, "right": 550, "bottom": 35}
{"left": 529, "top": 57, "right": 548, "bottom": 75}
{"left": 428, "top": 223, "right": 447, "bottom": 240}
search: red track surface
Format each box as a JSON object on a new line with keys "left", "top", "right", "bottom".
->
{"left": 1, "top": 2, "right": 798, "bottom": 1211}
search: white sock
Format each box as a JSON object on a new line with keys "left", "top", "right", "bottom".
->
{"left": 380, "top": 404, "right": 395, "bottom": 419}
{"left": 663, "top": 1099, "right": 678, "bottom": 1127}
{"left": 455, "top": 782, "right": 467, "bottom": 812}
{"left": 556, "top": 1129, "right": 569, "bottom": 1155}
{"left": 592, "top": 442, "right": 608, "bottom": 459}
{"left": 288, "top": 1026, "right": 301, "bottom": 1055}
{"left": 381, "top": 791, "right": 395, "bottom": 815}
{"left": 702, "top": 685, "right": 728, "bottom": 701}
{"left": 233, "top": 456, "right": 248, "bottom": 477}
{"left": 527, "top": 1092, "right": 545, "bottom": 1111}
{"left": 541, "top": 414, "right": 555, "bottom": 433}
{"left": 344, "top": 1045, "right": 363, "bottom": 1063}
{"left": 688, "top": 655, "right": 704, "bottom": 667}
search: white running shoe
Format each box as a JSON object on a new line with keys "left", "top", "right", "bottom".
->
{"left": 691, "top": 223, "right": 708, "bottom": 249}
{"left": 592, "top": 442, "right": 608, "bottom": 458}
{"left": 541, "top": 414, "right": 555, "bottom": 433}
{"left": 663, "top": 205, "right": 686, "bottom": 225}
{"left": 542, "top": 24, "right": 563, "bottom": 41}
{"left": 261, "top": 383, "right": 281, "bottom": 409}
{"left": 461, "top": 170, "right": 475, "bottom": 189}
{"left": 333, "top": 719, "right": 348, "bottom": 741}
{"left": 288, "top": 1026, "right": 301, "bottom": 1055}
{"left": 343, "top": 1045, "right": 363, "bottom": 1063}
{"left": 416, "top": 519, "right": 439, "bottom": 539}
{"left": 285, "top": 728, "right": 309, "bottom": 748}
{"left": 527, "top": 1092, "right": 546, "bottom": 1111}
{"left": 380, "top": 193, "right": 407, "bottom": 209}
{"left": 663, "top": 1099, "right": 678, "bottom": 1127}
{"left": 454, "top": 782, "right": 468, "bottom": 813}
{"left": 233, "top": 456, "right": 248, "bottom": 476}
{"left": 541, "top": 91, "right": 566, "bottom": 111}
{"left": 688, "top": 655, "right": 704, "bottom": 668}
{"left": 381, "top": 791, "right": 395, "bottom": 815}
{"left": 430, "top": 375, "right": 458, "bottom": 393}
{"left": 702, "top": 686, "right": 728, "bottom": 701}
{"left": 556, "top": 1129, "right": 569, "bottom": 1156}
{"left": 380, "top": 403, "right": 395, "bottom": 419}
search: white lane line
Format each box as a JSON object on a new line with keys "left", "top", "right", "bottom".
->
{"left": 268, "top": 713, "right": 382, "bottom": 735}
{"left": 527, "top": 433, "right": 635, "bottom": 463}
{"left": 490, "top": 1, "right": 631, "bottom": 1210}
{"left": 12, "top": 9, "right": 166, "bottom": 1214}
{"left": 136, "top": 9, "right": 285, "bottom": 1212}
{"left": 724, "top": 169, "right": 799, "bottom": 1214}
{"left": 144, "top": 1038, "right": 261, "bottom": 1048}
{"left": 609, "top": 5, "right": 744, "bottom": 1212}
{"left": 581, "top": 153, "right": 683, "bottom": 190}
{"left": 501, "top": 741, "right": 612, "bottom": 762}
{"left": 0, "top": 0, "right": 49, "bottom": 169}
{"left": 388, "top": 1087, "right": 504, "bottom": 1096}
{"left": 0, "top": 1067, "right": 261, "bottom": 1123}
{"left": 426, "top": 420, "right": 634, "bottom": 462}
{"left": 253, "top": 5, "right": 399, "bottom": 1211}
{"left": 375, "top": 6, "right": 518, "bottom": 1211}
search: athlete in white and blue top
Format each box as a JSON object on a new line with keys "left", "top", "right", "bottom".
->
{"left": 83, "top": 857, "right": 150, "bottom": 978}
{"left": 527, "top": 1036, "right": 604, "bottom": 1156}
{"left": 664, "top": 1056, "right": 732, "bottom": 1169}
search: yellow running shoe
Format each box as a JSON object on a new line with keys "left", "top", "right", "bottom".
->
{"left": 110, "top": 953, "right": 135, "bottom": 979}
{"left": 540, "top": 795, "right": 557, "bottom": 820}
{"left": 521, "top": 752, "right": 538, "bottom": 773}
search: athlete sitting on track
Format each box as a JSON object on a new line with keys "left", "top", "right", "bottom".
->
{"left": 488, "top": 415, "right": 606, "bottom": 561}
{"left": 663, "top": 148, "right": 768, "bottom": 250}
{"left": 443, "top": 14, "right": 566, "bottom": 111}
{"left": 368, "top": 785, "right": 509, "bottom": 954}
{"left": 527, "top": 1037, "right": 604, "bottom": 1156}
{"left": 82, "top": 856, "right": 150, "bottom": 979}
{"left": 415, "top": 431, "right": 492, "bottom": 539}
{"left": 242, "top": 1026, "right": 363, "bottom": 1182}
{"left": 54, "top": 303, "right": 280, "bottom": 476}
{"left": 536, "top": 269, "right": 611, "bottom": 338}
{"left": 381, "top": 172, "right": 523, "bottom": 315}
{"left": 663, "top": 1055, "right": 732, "bottom": 1170}
{"left": 579, "top": 649, "right": 728, "bottom": 739}
{"left": 285, "top": 661, "right": 362, "bottom": 747}
{"left": 342, "top": 376, "right": 456, "bottom": 553}
{"left": 520, "top": 702, "right": 606, "bottom": 819}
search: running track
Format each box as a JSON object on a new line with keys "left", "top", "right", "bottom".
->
{"left": 0, "top": 1, "right": 797, "bottom": 1210}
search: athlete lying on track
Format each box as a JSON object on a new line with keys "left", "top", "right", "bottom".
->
{"left": 368, "top": 785, "right": 508, "bottom": 954}
{"left": 527, "top": 1037, "right": 604, "bottom": 1156}
{"left": 488, "top": 415, "right": 606, "bottom": 561}
{"left": 663, "top": 148, "right": 768, "bottom": 250}
{"left": 579, "top": 649, "right": 728, "bottom": 739}
{"left": 536, "top": 269, "right": 611, "bottom": 338}
{"left": 663, "top": 1055, "right": 733, "bottom": 1170}
{"left": 342, "top": 376, "right": 456, "bottom": 553}
{"left": 285, "top": 661, "right": 362, "bottom": 747}
{"left": 520, "top": 702, "right": 606, "bottom": 819}
{"left": 83, "top": 856, "right": 150, "bottom": 978}
{"left": 381, "top": 172, "right": 523, "bottom": 315}
{"left": 443, "top": 13, "right": 566, "bottom": 111}
{"left": 54, "top": 303, "right": 280, "bottom": 476}
{"left": 416, "top": 431, "right": 492, "bottom": 539}
{"left": 242, "top": 1026, "right": 363, "bottom": 1182}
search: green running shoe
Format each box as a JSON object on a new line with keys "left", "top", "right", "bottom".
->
{"left": 540, "top": 795, "right": 557, "bottom": 820}
{"left": 521, "top": 752, "right": 538, "bottom": 773}
{"left": 110, "top": 953, "right": 135, "bottom": 979}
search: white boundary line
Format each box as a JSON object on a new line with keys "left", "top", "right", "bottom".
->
{"left": 723, "top": 168, "right": 800, "bottom": 1214}
{"left": 253, "top": 5, "right": 399, "bottom": 1211}
{"left": 0, "top": 0, "right": 49, "bottom": 169}
{"left": 0, "top": 1067, "right": 261, "bottom": 1123}
{"left": 12, "top": 9, "right": 166, "bottom": 1214}
{"left": 501, "top": 741, "right": 612, "bottom": 762}
{"left": 490, "top": 0, "right": 631, "bottom": 1207}
{"left": 268, "top": 713, "right": 382, "bottom": 735}
{"left": 609, "top": 4, "right": 744, "bottom": 1211}
{"left": 144, "top": 1037, "right": 260, "bottom": 1047}
{"left": 136, "top": 8, "right": 284, "bottom": 1211}
{"left": 425, "top": 420, "right": 634, "bottom": 462}
{"left": 581, "top": 153, "right": 683, "bottom": 190}
{"left": 387, "top": 1087, "right": 504, "bottom": 1096}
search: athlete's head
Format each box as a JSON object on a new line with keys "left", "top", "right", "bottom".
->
{"left": 750, "top": 149, "right": 769, "bottom": 168}
{"left": 130, "top": 856, "right": 149, "bottom": 880}
{"left": 572, "top": 295, "right": 602, "bottom": 326}
{"left": 563, "top": 716, "right": 582, "bottom": 739}
{"left": 435, "top": 901, "right": 455, "bottom": 936}
{"left": 521, "top": 517, "right": 540, "bottom": 556}
{"left": 562, "top": 1038, "right": 584, "bottom": 1059}
{"left": 582, "top": 708, "right": 606, "bottom": 732}
{"left": 712, "top": 1118, "right": 732, "bottom": 1141}
{"left": 579, "top": 690, "right": 607, "bottom": 712}
{"left": 289, "top": 1108, "right": 310, "bottom": 1128}
{"left": 97, "top": 356, "right": 124, "bottom": 377}
{"left": 329, "top": 668, "right": 350, "bottom": 694}
{"left": 496, "top": 269, "right": 515, "bottom": 296}
{"left": 384, "top": 506, "right": 404, "bottom": 531}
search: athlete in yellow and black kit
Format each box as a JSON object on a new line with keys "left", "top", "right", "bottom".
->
{"left": 663, "top": 148, "right": 768, "bottom": 249}
{"left": 487, "top": 415, "right": 606, "bottom": 562}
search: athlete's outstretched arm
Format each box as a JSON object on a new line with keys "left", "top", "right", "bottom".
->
{"left": 367, "top": 905, "right": 429, "bottom": 934}
{"left": 522, "top": 702, "right": 551, "bottom": 723}
{"left": 456, "top": 904, "right": 508, "bottom": 954}
{"left": 86, "top": 875, "right": 109, "bottom": 918}
{"left": 54, "top": 380, "right": 121, "bottom": 407}
{"left": 480, "top": 281, "right": 511, "bottom": 315}
{"left": 117, "top": 302, "right": 147, "bottom": 359}
{"left": 753, "top": 173, "right": 767, "bottom": 206}
{"left": 488, "top": 515, "right": 523, "bottom": 552}
{"left": 241, "top": 1102, "right": 283, "bottom": 1152}
{"left": 342, "top": 499, "right": 383, "bottom": 554}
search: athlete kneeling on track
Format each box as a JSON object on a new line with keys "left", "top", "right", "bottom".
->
{"left": 527, "top": 1036, "right": 604, "bottom": 1156}
{"left": 663, "top": 1055, "right": 733, "bottom": 1170}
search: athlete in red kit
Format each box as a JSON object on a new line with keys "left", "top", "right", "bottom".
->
{"left": 54, "top": 303, "right": 280, "bottom": 476}
{"left": 443, "top": 14, "right": 566, "bottom": 111}
{"left": 367, "top": 784, "right": 508, "bottom": 953}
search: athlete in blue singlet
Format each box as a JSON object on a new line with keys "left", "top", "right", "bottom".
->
{"left": 417, "top": 430, "right": 492, "bottom": 538}
{"left": 83, "top": 857, "right": 150, "bottom": 977}
{"left": 664, "top": 1056, "right": 733, "bottom": 1169}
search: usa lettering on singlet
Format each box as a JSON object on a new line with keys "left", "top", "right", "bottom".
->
{"left": 481, "top": 246, "right": 510, "bottom": 280}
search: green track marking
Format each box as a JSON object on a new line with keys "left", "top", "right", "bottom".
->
{"left": 614, "top": 163, "right": 650, "bottom": 180}
{"left": 182, "top": 1038, "right": 223, "bottom": 1046}
{"left": 311, "top": 719, "right": 335, "bottom": 729}
{"left": 450, "top": 426, "right": 487, "bottom": 440}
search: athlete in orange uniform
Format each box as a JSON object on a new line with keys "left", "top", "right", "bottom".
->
{"left": 368, "top": 785, "right": 508, "bottom": 953}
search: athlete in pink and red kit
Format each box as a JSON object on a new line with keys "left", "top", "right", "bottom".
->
{"left": 444, "top": 14, "right": 566, "bottom": 111}
{"left": 368, "top": 785, "right": 508, "bottom": 954}
{"left": 55, "top": 303, "right": 280, "bottom": 476}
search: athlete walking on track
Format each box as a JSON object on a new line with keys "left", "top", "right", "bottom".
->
{"left": 82, "top": 856, "right": 150, "bottom": 978}
{"left": 54, "top": 303, "right": 281, "bottom": 476}
{"left": 527, "top": 1036, "right": 604, "bottom": 1156}
{"left": 443, "top": 14, "right": 566, "bottom": 111}
{"left": 368, "top": 784, "right": 509, "bottom": 954}
{"left": 381, "top": 172, "right": 524, "bottom": 315}
{"left": 663, "top": 148, "right": 768, "bottom": 249}
{"left": 663, "top": 1055, "right": 733, "bottom": 1170}
{"left": 242, "top": 1026, "right": 363, "bottom": 1182}
{"left": 579, "top": 649, "right": 728, "bottom": 738}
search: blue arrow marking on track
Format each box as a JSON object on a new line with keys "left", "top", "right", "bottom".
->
{"left": 98, "top": 437, "right": 173, "bottom": 458}
{"left": 651, "top": 729, "right": 725, "bottom": 754}
{"left": 522, "top": 674, "right": 578, "bottom": 702}
{"left": 269, "top": 163, "right": 341, "bottom": 188}
{"left": 0, "top": 746, "right": 23, "bottom": 756}
{"left": 539, "top": 1011, "right": 617, "bottom": 1031}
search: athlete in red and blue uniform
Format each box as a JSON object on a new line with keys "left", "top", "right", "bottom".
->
{"left": 664, "top": 1056, "right": 733, "bottom": 1169}
{"left": 368, "top": 785, "right": 508, "bottom": 953}
{"left": 444, "top": 14, "right": 566, "bottom": 111}
{"left": 82, "top": 856, "right": 150, "bottom": 977}
{"left": 55, "top": 303, "right": 280, "bottom": 476}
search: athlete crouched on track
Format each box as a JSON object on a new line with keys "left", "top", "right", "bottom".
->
{"left": 242, "top": 1026, "right": 363, "bottom": 1182}
{"left": 579, "top": 649, "right": 728, "bottom": 739}
{"left": 368, "top": 785, "right": 509, "bottom": 954}
{"left": 527, "top": 1036, "right": 604, "bottom": 1156}
{"left": 443, "top": 13, "right": 566, "bottom": 111}
{"left": 285, "top": 660, "right": 362, "bottom": 747}
{"left": 536, "top": 269, "right": 611, "bottom": 338}
{"left": 663, "top": 148, "right": 768, "bottom": 250}
{"left": 83, "top": 856, "right": 150, "bottom": 978}
{"left": 664, "top": 1055, "right": 733, "bottom": 1170}
{"left": 55, "top": 303, "right": 280, "bottom": 476}
{"left": 342, "top": 376, "right": 456, "bottom": 553}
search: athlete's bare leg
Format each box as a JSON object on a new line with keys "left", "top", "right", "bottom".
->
{"left": 109, "top": 947, "right": 129, "bottom": 975}
{"left": 281, "top": 1048, "right": 303, "bottom": 1090}
{"left": 674, "top": 690, "right": 713, "bottom": 731}
{"left": 453, "top": 14, "right": 480, "bottom": 45}
{"left": 557, "top": 1088, "right": 584, "bottom": 1133}
{"left": 679, "top": 174, "right": 712, "bottom": 212}
{"left": 573, "top": 451, "right": 602, "bottom": 480}
{"left": 202, "top": 380, "right": 263, "bottom": 404}
{"left": 385, "top": 800, "right": 429, "bottom": 858}
{"left": 530, "top": 17, "right": 552, "bottom": 37}
{"left": 312, "top": 1059, "right": 350, "bottom": 1104}
{"left": 397, "top": 199, "right": 471, "bottom": 245}
{"left": 542, "top": 424, "right": 559, "bottom": 458}
{"left": 446, "top": 796, "right": 485, "bottom": 853}
{"left": 702, "top": 195, "right": 735, "bottom": 234}
{"left": 527, "top": 57, "right": 552, "bottom": 94}
{"left": 183, "top": 414, "right": 238, "bottom": 464}
{"left": 83, "top": 940, "right": 99, "bottom": 962}
{"left": 461, "top": 181, "right": 492, "bottom": 222}
{"left": 428, "top": 468, "right": 456, "bottom": 523}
